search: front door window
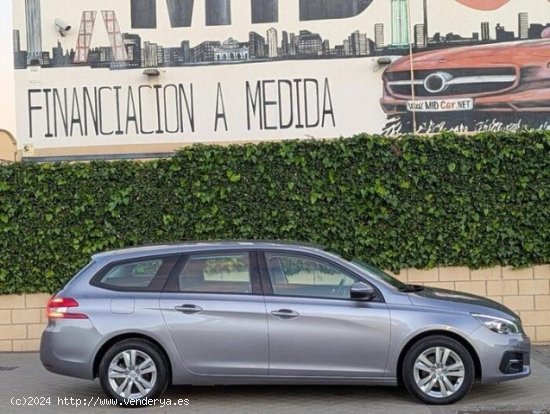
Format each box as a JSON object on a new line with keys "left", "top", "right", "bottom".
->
{"left": 265, "top": 253, "right": 357, "bottom": 299}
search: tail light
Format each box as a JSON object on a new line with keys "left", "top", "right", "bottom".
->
{"left": 46, "top": 296, "right": 88, "bottom": 320}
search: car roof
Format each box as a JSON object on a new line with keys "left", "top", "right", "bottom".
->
{"left": 91, "top": 240, "right": 329, "bottom": 262}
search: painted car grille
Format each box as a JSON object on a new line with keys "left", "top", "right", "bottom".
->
{"left": 385, "top": 67, "right": 517, "bottom": 97}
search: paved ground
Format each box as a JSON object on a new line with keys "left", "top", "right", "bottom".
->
{"left": 1, "top": 348, "right": 550, "bottom": 414}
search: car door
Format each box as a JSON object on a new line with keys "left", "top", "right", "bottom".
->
{"left": 160, "top": 250, "right": 268, "bottom": 376}
{"left": 260, "top": 251, "right": 391, "bottom": 378}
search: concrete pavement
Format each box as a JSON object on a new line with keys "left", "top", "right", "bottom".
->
{"left": 1, "top": 348, "right": 550, "bottom": 414}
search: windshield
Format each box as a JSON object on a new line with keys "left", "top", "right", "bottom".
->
{"left": 350, "top": 259, "right": 408, "bottom": 290}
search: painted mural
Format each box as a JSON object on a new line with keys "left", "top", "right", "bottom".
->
{"left": 11, "top": 0, "right": 550, "bottom": 151}
{"left": 381, "top": 0, "right": 550, "bottom": 134}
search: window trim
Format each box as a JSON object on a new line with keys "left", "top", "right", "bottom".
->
{"left": 258, "top": 250, "right": 384, "bottom": 302}
{"left": 163, "top": 250, "right": 263, "bottom": 296}
{"left": 89, "top": 254, "right": 181, "bottom": 292}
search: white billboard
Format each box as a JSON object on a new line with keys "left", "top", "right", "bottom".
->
{"left": 12, "top": 0, "right": 550, "bottom": 151}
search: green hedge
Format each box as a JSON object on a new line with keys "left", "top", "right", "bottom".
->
{"left": 0, "top": 132, "right": 548, "bottom": 294}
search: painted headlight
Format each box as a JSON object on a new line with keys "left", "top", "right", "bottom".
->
{"left": 472, "top": 313, "right": 519, "bottom": 334}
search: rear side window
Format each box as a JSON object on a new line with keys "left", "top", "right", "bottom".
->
{"left": 178, "top": 253, "right": 252, "bottom": 294}
{"left": 92, "top": 256, "right": 179, "bottom": 291}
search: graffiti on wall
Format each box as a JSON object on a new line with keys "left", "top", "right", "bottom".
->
{"left": 11, "top": 0, "right": 550, "bottom": 148}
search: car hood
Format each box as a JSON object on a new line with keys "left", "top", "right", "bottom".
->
{"left": 408, "top": 286, "right": 518, "bottom": 320}
{"left": 388, "top": 39, "right": 550, "bottom": 72}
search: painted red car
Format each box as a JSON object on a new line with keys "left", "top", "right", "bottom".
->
{"left": 380, "top": 39, "right": 550, "bottom": 117}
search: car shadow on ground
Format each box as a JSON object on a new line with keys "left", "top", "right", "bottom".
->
{"left": 164, "top": 383, "right": 411, "bottom": 402}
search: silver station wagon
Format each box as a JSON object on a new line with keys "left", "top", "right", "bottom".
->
{"left": 40, "top": 241, "right": 531, "bottom": 406}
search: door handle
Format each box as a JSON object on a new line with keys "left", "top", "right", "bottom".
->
{"left": 271, "top": 309, "right": 300, "bottom": 319}
{"left": 175, "top": 304, "right": 203, "bottom": 314}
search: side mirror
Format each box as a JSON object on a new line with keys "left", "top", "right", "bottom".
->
{"left": 350, "top": 282, "right": 376, "bottom": 301}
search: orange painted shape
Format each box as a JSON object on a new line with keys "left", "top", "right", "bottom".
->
{"left": 454, "top": 0, "right": 511, "bottom": 11}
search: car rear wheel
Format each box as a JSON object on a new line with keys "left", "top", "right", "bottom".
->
{"left": 99, "top": 339, "right": 169, "bottom": 406}
{"left": 402, "top": 335, "right": 475, "bottom": 405}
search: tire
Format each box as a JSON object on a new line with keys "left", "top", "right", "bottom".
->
{"left": 99, "top": 339, "right": 169, "bottom": 406}
{"left": 402, "top": 335, "right": 475, "bottom": 405}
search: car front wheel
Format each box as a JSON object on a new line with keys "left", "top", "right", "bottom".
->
{"left": 99, "top": 339, "right": 169, "bottom": 406}
{"left": 402, "top": 335, "right": 475, "bottom": 405}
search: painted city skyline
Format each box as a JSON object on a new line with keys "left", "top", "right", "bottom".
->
{"left": 24, "top": 0, "right": 42, "bottom": 65}
{"left": 14, "top": 0, "right": 550, "bottom": 70}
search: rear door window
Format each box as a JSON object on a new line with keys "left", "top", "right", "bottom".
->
{"left": 178, "top": 253, "right": 253, "bottom": 294}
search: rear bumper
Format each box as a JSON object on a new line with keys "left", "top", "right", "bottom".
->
{"left": 470, "top": 326, "right": 531, "bottom": 384}
{"left": 40, "top": 320, "right": 100, "bottom": 380}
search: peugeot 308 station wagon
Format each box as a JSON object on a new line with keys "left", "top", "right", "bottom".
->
{"left": 40, "top": 242, "right": 531, "bottom": 405}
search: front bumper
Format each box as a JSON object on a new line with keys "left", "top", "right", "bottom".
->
{"left": 380, "top": 87, "right": 550, "bottom": 116}
{"left": 470, "top": 326, "right": 531, "bottom": 384}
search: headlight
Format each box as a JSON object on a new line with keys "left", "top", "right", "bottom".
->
{"left": 472, "top": 313, "right": 519, "bottom": 334}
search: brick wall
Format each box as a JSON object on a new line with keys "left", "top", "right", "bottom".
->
{"left": 0, "top": 265, "right": 548, "bottom": 352}
{"left": 391, "top": 265, "right": 550, "bottom": 343}
{"left": 0, "top": 293, "right": 50, "bottom": 352}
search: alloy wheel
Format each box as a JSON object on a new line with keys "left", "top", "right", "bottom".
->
{"left": 107, "top": 349, "right": 158, "bottom": 400}
{"left": 413, "top": 346, "right": 465, "bottom": 398}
